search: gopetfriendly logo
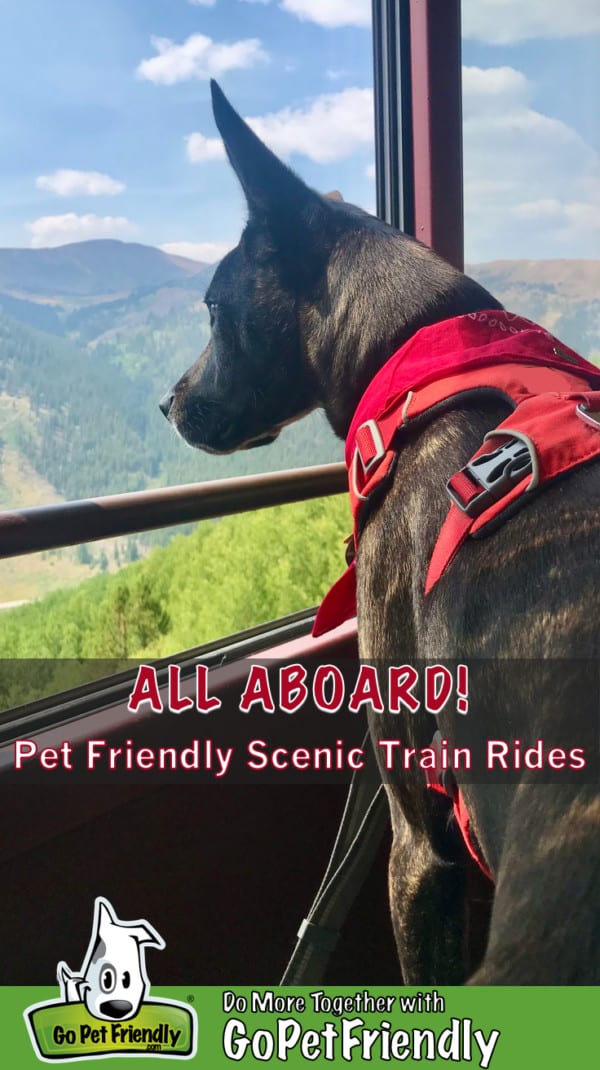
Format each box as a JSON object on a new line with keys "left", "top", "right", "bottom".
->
{"left": 25, "top": 897, "right": 197, "bottom": 1061}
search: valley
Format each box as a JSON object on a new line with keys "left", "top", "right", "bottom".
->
{"left": 0, "top": 240, "right": 597, "bottom": 609}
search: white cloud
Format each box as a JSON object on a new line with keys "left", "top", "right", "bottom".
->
{"left": 35, "top": 169, "right": 125, "bottom": 197}
{"left": 189, "top": 0, "right": 217, "bottom": 6}
{"left": 463, "top": 0, "right": 600, "bottom": 44}
{"left": 463, "top": 65, "right": 600, "bottom": 258}
{"left": 511, "top": 199, "right": 567, "bottom": 222}
{"left": 274, "top": 0, "right": 599, "bottom": 37}
{"left": 160, "top": 240, "right": 234, "bottom": 263}
{"left": 510, "top": 198, "right": 600, "bottom": 233}
{"left": 463, "top": 66, "right": 597, "bottom": 177}
{"left": 280, "top": 0, "right": 370, "bottom": 27}
{"left": 186, "top": 132, "right": 226, "bottom": 162}
{"left": 365, "top": 162, "right": 376, "bottom": 180}
{"left": 248, "top": 88, "right": 373, "bottom": 162}
{"left": 187, "top": 87, "right": 374, "bottom": 165}
{"left": 183, "top": 62, "right": 598, "bottom": 259}
{"left": 136, "top": 34, "right": 267, "bottom": 85}
{"left": 27, "top": 213, "right": 135, "bottom": 248}
{"left": 462, "top": 66, "right": 528, "bottom": 115}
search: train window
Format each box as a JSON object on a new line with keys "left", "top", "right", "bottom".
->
{"left": 0, "top": 1, "right": 374, "bottom": 637}
{"left": 461, "top": 2, "right": 600, "bottom": 355}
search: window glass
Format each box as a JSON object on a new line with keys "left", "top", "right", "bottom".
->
{"left": 0, "top": 0, "right": 373, "bottom": 620}
{"left": 461, "top": 0, "right": 600, "bottom": 359}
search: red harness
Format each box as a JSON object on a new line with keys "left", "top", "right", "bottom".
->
{"left": 315, "top": 310, "right": 600, "bottom": 635}
{"left": 314, "top": 310, "right": 600, "bottom": 879}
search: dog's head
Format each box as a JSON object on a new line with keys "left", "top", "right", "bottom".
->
{"left": 160, "top": 83, "right": 502, "bottom": 449}
{"left": 160, "top": 81, "right": 359, "bottom": 453}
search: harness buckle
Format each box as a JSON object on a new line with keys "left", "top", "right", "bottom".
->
{"left": 576, "top": 401, "right": 600, "bottom": 430}
{"left": 351, "top": 419, "right": 386, "bottom": 502}
{"left": 447, "top": 436, "right": 533, "bottom": 518}
{"left": 355, "top": 419, "right": 385, "bottom": 473}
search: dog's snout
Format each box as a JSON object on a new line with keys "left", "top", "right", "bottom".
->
{"left": 159, "top": 390, "right": 175, "bottom": 419}
{"left": 99, "top": 999, "right": 134, "bottom": 1019}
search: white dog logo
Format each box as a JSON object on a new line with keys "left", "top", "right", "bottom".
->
{"left": 57, "top": 897, "right": 165, "bottom": 1022}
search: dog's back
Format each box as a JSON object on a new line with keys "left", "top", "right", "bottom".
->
{"left": 359, "top": 398, "right": 599, "bottom": 983}
{"left": 163, "top": 81, "right": 600, "bottom": 985}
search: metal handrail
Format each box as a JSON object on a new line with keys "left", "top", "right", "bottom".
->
{"left": 0, "top": 463, "right": 347, "bottom": 559}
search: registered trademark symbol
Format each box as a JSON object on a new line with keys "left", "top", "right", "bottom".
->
{"left": 187, "top": 994, "right": 195, "bottom": 1003}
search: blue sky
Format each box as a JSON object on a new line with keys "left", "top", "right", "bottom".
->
{"left": 0, "top": 0, "right": 598, "bottom": 262}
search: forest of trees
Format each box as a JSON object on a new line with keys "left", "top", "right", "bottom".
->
{"left": 0, "top": 285, "right": 342, "bottom": 505}
{"left": 0, "top": 495, "right": 351, "bottom": 708}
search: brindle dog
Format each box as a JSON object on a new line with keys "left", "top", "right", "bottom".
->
{"left": 161, "top": 82, "right": 600, "bottom": 985}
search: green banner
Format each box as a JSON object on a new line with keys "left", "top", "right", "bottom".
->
{"left": 26, "top": 998, "right": 195, "bottom": 1060}
{"left": 3, "top": 985, "right": 596, "bottom": 1067}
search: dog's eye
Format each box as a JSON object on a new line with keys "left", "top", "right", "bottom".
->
{"left": 99, "top": 964, "right": 116, "bottom": 994}
{"left": 122, "top": 971, "right": 131, "bottom": 989}
{"left": 207, "top": 301, "right": 218, "bottom": 326}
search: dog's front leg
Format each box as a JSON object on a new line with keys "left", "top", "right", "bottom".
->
{"left": 386, "top": 789, "right": 472, "bottom": 985}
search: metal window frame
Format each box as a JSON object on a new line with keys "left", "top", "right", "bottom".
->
{"left": 0, "top": 615, "right": 359, "bottom": 748}
{"left": 408, "top": 0, "right": 464, "bottom": 270}
{"left": 372, "top": 0, "right": 415, "bottom": 233}
{"left": 372, "top": 0, "right": 464, "bottom": 267}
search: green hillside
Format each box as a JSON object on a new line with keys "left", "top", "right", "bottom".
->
{"left": 0, "top": 289, "right": 342, "bottom": 505}
{"left": 0, "top": 494, "right": 351, "bottom": 708}
{"left": 0, "top": 245, "right": 597, "bottom": 615}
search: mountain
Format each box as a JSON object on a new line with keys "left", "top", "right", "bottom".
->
{"left": 0, "top": 239, "right": 206, "bottom": 302}
{"left": 468, "top": 259, "right": 600, "bottom": 360}
{"left": 65, "top": 266, "right": 215, "bottom": 346}
{"left": 0, "top": 249, "right": 597, "bottom": 588}
{"left": 468, "top": 259, "right": 598, "bottom": 302}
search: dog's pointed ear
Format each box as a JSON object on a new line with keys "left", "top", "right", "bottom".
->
{"left": 96, "top": 898, "right": 117, "bottom": 939}
{"left": 128, "top": 922, "right": 166, "bottom": 951}
{"left": 210, "top": 80, "right": 322, "bottom": 221}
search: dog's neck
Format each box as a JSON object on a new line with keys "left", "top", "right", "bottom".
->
{"left": 303, "top": 225, "right": 503, "bottom": 439}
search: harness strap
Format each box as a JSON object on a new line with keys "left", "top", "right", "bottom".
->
{"left": 425, "top": 732, "right": 494, "bottom": 882}
{"left": 315, "top": 369, "right": 600, "bottom": 638}
{"left": 425, "top": 509, "right": 472, "bottom": 596}
{"left": 426, "top": 388, "right": 600, "bottom": 593}
{"left": 453, "top": 791, "right": 493, "bottom": 883}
